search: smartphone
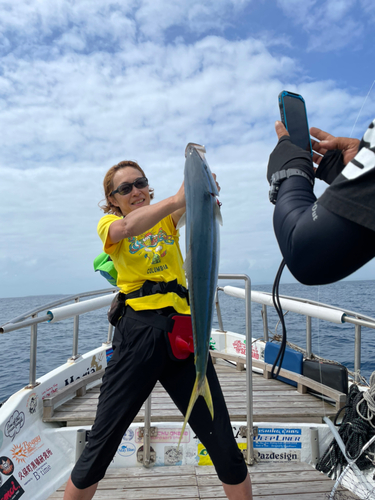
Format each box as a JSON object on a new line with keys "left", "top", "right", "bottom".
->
{"left": 278, "top": 91, "right": 313, "bottom": 156}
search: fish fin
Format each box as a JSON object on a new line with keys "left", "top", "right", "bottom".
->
{"left": 176, "top": 213, "right": 186, "bottom": 230}
{"left": 214, "top": 200, "right": 223, "bottom": 226}
{"left": 178, "top": 375, "right": 214, "bottom": 449}
{"left": 203, "top": 375, "right": 214, "bottom": 420}
{"left": 178, "top": 377, "right": 199, "bottom": 448}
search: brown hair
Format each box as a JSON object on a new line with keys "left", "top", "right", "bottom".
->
{"left": 99, "top": 160, "right": 154, "bottom": 216}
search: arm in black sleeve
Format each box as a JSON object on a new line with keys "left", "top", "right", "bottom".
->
{"left": 273, "top": 176, "right": 375, "bottom": 285}
{"left": 315, "top": 149, "right": 345, "bottom": 184}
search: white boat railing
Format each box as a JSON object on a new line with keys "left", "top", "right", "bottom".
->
{"left": 0, "top": 288, "right": 118, "bottom": 386}
{"left": 215, "top": 284, "right": 375, "bottom": 383}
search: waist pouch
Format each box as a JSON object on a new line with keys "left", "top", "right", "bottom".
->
{"left": 124, "top": 307, "right": 194, "bottom": 361}
{"left": 107, "top": 294, "right": 126, "bottom": 327}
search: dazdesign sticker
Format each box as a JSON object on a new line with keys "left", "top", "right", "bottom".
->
{"left": 256, "top": 450, "right": 301, "bottom": 462}
{"left": 4, "top": 412, "right": 25, "bottom": 442}
{"left": 0, "top": 475, "right": 24, "bottom": 499}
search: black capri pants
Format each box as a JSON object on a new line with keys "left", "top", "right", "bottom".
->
{"left": 274, "top": 176, "right": 375, "bottom": 285}
{"left": 71, "top": 310, "right": 247, "bottom": 489}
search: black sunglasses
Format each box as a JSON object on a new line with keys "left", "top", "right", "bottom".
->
{"left": 111, "top": 177, "right": 149, "bottom": 196}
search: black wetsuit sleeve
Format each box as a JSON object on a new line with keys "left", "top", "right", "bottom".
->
{"left": 315, "top": 149, "right": 345, "bottom": 184}
{"left": 270, "top": 119, "right": 375, "bottom": 285}
{"left": 273, "top": 176, "right": 375, "bottom": 285}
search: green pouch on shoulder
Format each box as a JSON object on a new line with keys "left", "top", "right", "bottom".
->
{"left": 93, "top": 252, "right": 118, "bottom": 287}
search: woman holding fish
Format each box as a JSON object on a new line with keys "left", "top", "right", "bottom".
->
{"left": 63, "top": 159, "right": 252, "bottom": 500}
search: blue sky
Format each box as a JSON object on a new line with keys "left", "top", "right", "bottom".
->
{"left": 1, "top": 0, "right": 375, "bottom": 298}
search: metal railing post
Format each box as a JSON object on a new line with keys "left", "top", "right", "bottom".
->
{"left": 261, "top": 304, "right": 269, "bottom": 342}
{"left": 218, "top": 274, "right": 254, "bottom": 465}
{"left": 215, "top": 289, "right": 225, "bottom": 331}
{"left": 143, "top": 395, "right": 152, "bottom": 467}
{"left": 244, "top": 276, "right": 255, "bottom": 465}
{"left": 28, "top": 315, "right": 38, "bottom": 388}
{"left": 355, "top": 324, "right": 361, "bottom": 382}
{"left": 72, "top": 298, "right": 80, "bottom": 359}
{"left": 306, "top": 316, "right": 312, "bottom": 358}
{"left": 107, "top": 323, "right": 114, "bottom": 344}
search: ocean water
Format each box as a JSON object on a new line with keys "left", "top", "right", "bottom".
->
{"left": 1, "top": 279, "right": 375, "bottom": 403}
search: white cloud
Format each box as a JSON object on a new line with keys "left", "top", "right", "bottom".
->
{"left": 0, "top": 0, "right": 374, "bottom": 298}
{"left": 276, "top": 0, "right": 364, "bottom": 52}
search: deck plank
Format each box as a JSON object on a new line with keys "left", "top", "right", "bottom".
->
{"left": 44, "top": 361, "right": 337, "bottom": 426}
{"left": 48, "top": 463, "right": 360, "bottom": 499}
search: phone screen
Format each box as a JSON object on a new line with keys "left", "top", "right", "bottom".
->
{"left": 280, "top": 93, "right": 312, "bottom": 154}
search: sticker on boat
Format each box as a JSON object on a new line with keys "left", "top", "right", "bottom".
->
{"left": 256, "top": 450, "right": 301, "bottom": 462}
{"left": 0, "top": 456, "right": 14, "bottom": 476}
{"left": 164, "top": 446, "right": 182, "bottom": 465}
{"left": 4, "top": 412, "right": 25, "bottom": 442}
{"left": 135, "top": 427, "right": 190, "bottom": 444}
{"left": 0, "top": 474, "right": 25, "bottom": 499}
{"left": 25, "top": 394, "right": 38, "bottom": 415}
{"left": 254, "top": 428, "right": 302, "bottom": 449}
{"left": 117, "top": 443, "right": 136, "bottom": 458}
{"left": 121, "top": 429, "right": 134, "bottom": 442}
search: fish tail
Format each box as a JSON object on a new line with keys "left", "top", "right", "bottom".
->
{"left": 178, "top": 375, "right": 214, "bottom": 448}
{"left": 178, "top": 377, "right": 199, "bottom": 449}
{"left": 203, "top": 375, "right": 214, "bottom": 420}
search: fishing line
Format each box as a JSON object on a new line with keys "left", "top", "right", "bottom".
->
{"left": 349, "top": 79, "right": 375, "bottom": 138}
{"left": 271, "top": 258, "right": 287, "bottom": 379}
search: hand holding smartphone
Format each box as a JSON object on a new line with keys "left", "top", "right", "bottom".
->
{"left": 278, "top": 91, "right": 313, "bottom": 156}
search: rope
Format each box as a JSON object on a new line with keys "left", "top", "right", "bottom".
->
{"left": 316, "top": 377, "right": 375, "bottom": 479}
{"left": 356, "top": 372, "right": 375, "bottom": 429}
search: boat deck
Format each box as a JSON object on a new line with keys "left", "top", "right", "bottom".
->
{"left": 45, "top": 360, "right": 355, "bottom": 499}
{"left": 48, "top": 462, "right": 360, "bottom": 499}
{"left": 44, "top": 360, "right": 338, "bottom": 426}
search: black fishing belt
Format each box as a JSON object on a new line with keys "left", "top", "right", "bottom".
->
{"left": 118, "top": 279, "right": 189, "bottom": 303}
{"left": 108, "top": 279, "right": 189, "bottom": 327}
{"left": 107, "top": 280, "right": 193, "bottom": 362}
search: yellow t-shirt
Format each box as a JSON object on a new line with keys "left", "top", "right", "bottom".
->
{"left": 97, "top": 214, "right": 190, "bottom": 314}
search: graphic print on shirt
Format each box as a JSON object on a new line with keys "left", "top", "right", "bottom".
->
{"left": 128, "top": 228, "right": 175, "bottom": 265}
{"left": 342, "top": 120, "right": 375, "bottom": 181}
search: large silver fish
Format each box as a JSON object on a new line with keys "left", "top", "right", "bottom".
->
{"left": 177, "top": 143, "right": 223, "bottom": 445}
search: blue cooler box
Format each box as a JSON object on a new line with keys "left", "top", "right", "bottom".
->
{"left": 264, "top": 342, "right": 303, "bottom": 387}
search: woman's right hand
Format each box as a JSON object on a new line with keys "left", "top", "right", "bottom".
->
{"left": 310, "top": 127, "right": 360, "bottom": 166}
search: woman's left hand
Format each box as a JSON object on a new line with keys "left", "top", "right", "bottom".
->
{"left": 212, "top": 173, "right": 221, "bottom": 194}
